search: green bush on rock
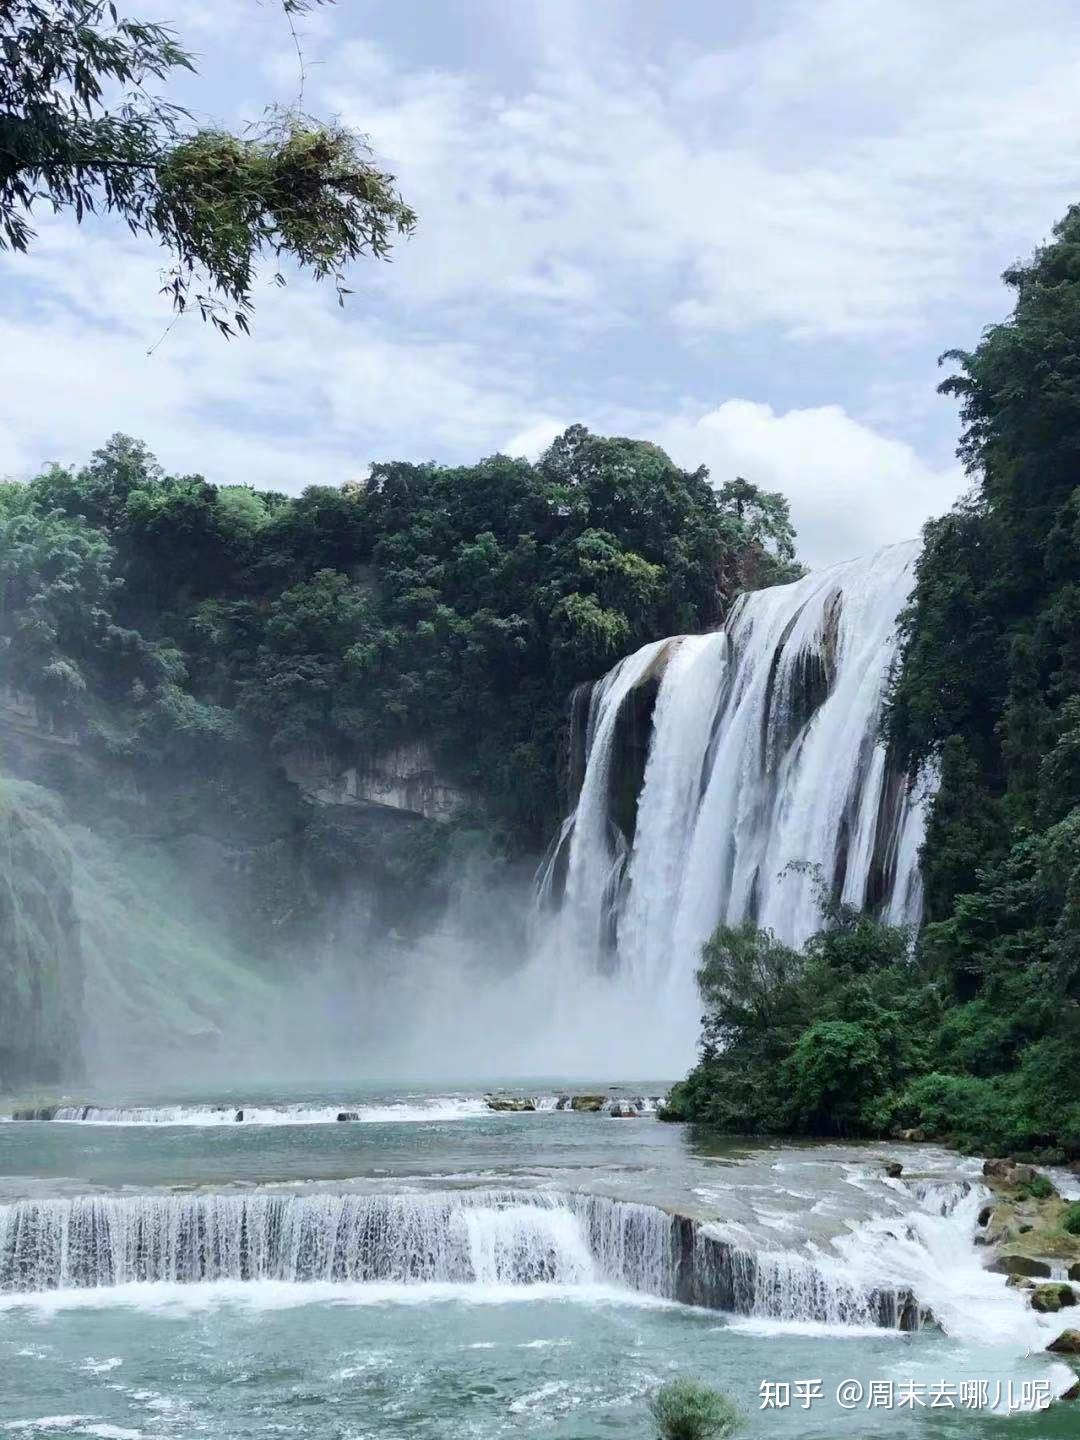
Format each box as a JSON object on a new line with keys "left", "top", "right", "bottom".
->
{"left": 648, "top": 1379, "right": 741, "bottom": 1440}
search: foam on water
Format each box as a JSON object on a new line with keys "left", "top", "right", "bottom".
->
{"left": 4, "top": 1424, "right": 142, "bottom": 1440}
{"left": 24, "top": 1098, "right": 492, "bottom": 1126}
{"left": 0, "top": 1278, "right": 677, "bottom": 1317}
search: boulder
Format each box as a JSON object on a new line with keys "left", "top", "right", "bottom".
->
{"left": 987, "top": 1254, "right": 1052, "bottom": 1278}
{"left": 898, "top": 1128, "right": 926, "bottom": 1142}
{"left": 486, "top": 1097, "right": 536, "bottom": 1112}
{"left": 983, "top": 1158, "right": 1038, "bottom": 1186}
{"left": 1070, "top": 1263, "right": 1080, "bottom": 1283}
{"left": 1063, "top": 1381, "right": 1080, "bottom": 1401}
{"left": 975, "top": 1229, "right": 1007, "bottom": 1247}
{"left": 977, "top": 1204, "right": 994, "bottom": 1227}
{"left": 234, "top": 1109, "right": 244, "bottom": 1123}
{"left": 984, "top": 1158, "right": 1013, "bottom": 1180}
{"left": 883, "top": 1161, "right": 904, "bottom": 1179}
{"left": 1006, "top": 1275, "right": 1035, "bottom": 1289}
{"left": 570, "top": 1095, "right": 607, "bottom": 1112}
{"left": 1030, "top": 1283, "right": 1077, "bottom": 1314}
{"left": 1047, "top": 1329, "right": 1080, "bottom": 1356}
{"left": 336, "top": 1111, "right": 359, "bottom": 1122}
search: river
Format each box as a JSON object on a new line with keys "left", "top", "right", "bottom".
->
{"left": 0, "top": 1083, "right": 1074, "bottom": 1437}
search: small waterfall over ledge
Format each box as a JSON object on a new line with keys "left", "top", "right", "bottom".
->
{"left": 0, "top": 1188, "right": 921, "bottom": 1329}
{"left": 537, "top": 541, "right": 932, "bottom": 1065}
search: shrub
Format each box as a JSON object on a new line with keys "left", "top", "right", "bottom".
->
{"left": 1063, "top": 1202, "right": 1080, "bottom": 1236}
{"left": 648, "top": 1378, "right": 741, "bottom": 1440}
{"left": 1023, "top": 1174, "right": 1055, "bottom": 1200}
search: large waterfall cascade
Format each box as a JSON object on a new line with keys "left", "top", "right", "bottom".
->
{"left": 539, "top": 541, "right": 931, "bottom": 1063}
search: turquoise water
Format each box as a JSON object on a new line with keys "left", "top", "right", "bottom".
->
{"left": 1, "top": 1085, "right": 1076, "bottom": 1438}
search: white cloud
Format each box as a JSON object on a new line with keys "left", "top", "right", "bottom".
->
{"left": 654, "top": 401, "right": 965, "bottom": 566}
{"left": 0, "top": 224, "right": 545, "bottom": 490}
{"left": 312, "top": 2, "right": 1080, "bottom": 341}
{"left": 504, "top": 417, "right": 566, "bottom": 460}
{"left": 4, "top": 0, "right": 1068, "bottom": 570}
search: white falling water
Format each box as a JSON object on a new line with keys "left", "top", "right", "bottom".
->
{"left": 540, "top": 541, "right": 932, "bottom": 1067}
{"left": 22, "top": 1099, "right": 492, "bottom": 1126}
{"left": 0, "top": 1188, "right": 911, "bottom": 1331}
{"left": 0, "top": 1191, "right": 669, "bottom": 1294}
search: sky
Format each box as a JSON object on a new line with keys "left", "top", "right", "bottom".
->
{"left": 3, "top": 0, "right": 1080, "bottom": 566}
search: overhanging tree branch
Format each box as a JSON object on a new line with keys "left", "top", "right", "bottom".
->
{"left": 0, "top": 0, "right": 415, "bottom": 337}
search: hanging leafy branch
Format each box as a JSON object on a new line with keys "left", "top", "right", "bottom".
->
{"left": 0, "top": 1, "right": 416, "bottom": 335}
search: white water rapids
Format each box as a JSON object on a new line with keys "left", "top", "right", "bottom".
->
{"left": 2, "top": 1171, "right": 1074, "bottom": 1412}
{"left": 536, "top": 540, "right": 932, "bottom": 1070}
{"left": 0, "top": 1179, "right": 993, "bottom": 1335}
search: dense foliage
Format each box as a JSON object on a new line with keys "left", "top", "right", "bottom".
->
{"left": 663, "top": 908, "right": 943, "bottom": 1138}
{"left": 1, "top": 426, "right": 795, "bottom": 844}
{"left": 669, "top": 208, "right": 1080, "bottom": 1160}
{"left": 0, "top": 426, "right": 796, "bottom": 996}
{"left": 0, "top": 1, "right": 414, "bottom": 334}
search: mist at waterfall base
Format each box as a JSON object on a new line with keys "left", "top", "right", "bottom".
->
{"left": 328, "top": 540, "right": 931, "bottom": 1081}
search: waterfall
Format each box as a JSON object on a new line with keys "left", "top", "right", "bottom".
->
{"left": 539, "top": 541, "right": 931, "bottom": 1059}
{"left": 0, "top": 1191, "right": 672, "bottom": 1294}
{"left": 0, "top": 1189, "right": 918, "bottom": 1328}
{"left": 12, "top": 1098, "right": 492, "bottom": 1126}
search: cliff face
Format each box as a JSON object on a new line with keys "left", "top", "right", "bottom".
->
{"left": 0, "top": 778, "right": 83, "bottom": 1090}
{"left": 283, "top": 741, "right": 470, "bottom": 821}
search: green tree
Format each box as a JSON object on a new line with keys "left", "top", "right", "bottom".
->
{"left": 0, "top": 482, "right": 120, "bottom": 724}
{"left": 0, "top": 1, "right": 415, "bottom": 335}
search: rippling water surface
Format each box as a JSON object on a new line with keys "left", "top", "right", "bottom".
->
{"left": 1, "top": 1083, "right": 1074, "bottom": 1438}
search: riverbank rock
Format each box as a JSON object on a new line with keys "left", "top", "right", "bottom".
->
{"left": 1047, "top": 1329, "right": 1080, "bottom": 1355}
{"left": 1030, "top": 1284, "right": 1077, "bottom": 1314}
{"left": 983, "top": 1158, "right": 1037, "bottom": 1186}
{"left": 1070, "top": 1262, "right": 1080, "bottom": 1282}
{"left": 987, "top": 1254, "right": 1052, "bottom": 1278}
{"left": 486, "top": 1097, "right": 536, "bottom": 1112}
{"left": 570, "top": 1095, "right": 606, "bottom": 1112}
{"left": 975, "top": 1227, "right": 1007, "bottom": 1247}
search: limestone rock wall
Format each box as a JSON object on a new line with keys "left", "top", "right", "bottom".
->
{"left": 284, "top": 742, "right": 469, "bottom": 821}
